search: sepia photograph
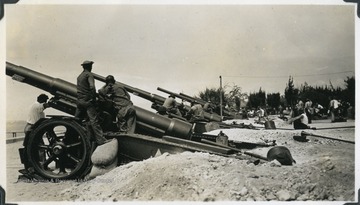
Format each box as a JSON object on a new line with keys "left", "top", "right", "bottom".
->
{"left": 1, "top": 0, "right": 358, "bottom": 204}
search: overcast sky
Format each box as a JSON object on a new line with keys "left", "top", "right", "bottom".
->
{"left": 4, "top": 3, "right": 356, "bottom": 121}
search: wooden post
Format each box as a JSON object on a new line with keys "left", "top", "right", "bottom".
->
{"left": 219, "top": 75, "right": 223, "bottom": 120}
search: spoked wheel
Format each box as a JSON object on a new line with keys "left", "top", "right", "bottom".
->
{"left": 26, "top": 118, "right": 92, "bottom": 180}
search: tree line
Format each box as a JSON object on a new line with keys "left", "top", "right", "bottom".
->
{"left": 197, "top": 75, "right": 355, "bottom": 114}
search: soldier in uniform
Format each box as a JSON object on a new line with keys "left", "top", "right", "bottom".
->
{"left": 186, "top": 101, "right": 205, "bottom": 122}
{"left": 98, "top": 75, "right": 136, "bottom": 134}
{"left": 162, "top": 94, "right": 182, "bottom": 116}
{"left": 203, "top": 101, "right": 214, "bottom": 113}
{"left": 75, "top": 60, "right": 109, "bottom": 145}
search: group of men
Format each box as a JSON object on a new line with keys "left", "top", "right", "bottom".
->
{"left": 32, "top": 60, "right": 338, "bottom": 142}
{"left": 75, "top": 60, "right": 136, "bottom": 145}
{"left": 24, "top": 60, "right": 136, "bottom": 146}
{"left": 289, "top": 96, "right": 345, "bottom": 129}
{"left": 161, "top": 94, "right": 209, "bottom": 123}
{"left": 24, "top": 59, "right": 211, "bottom": 147}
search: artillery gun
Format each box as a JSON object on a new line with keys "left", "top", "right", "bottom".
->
{"left": 157, "top": 87, "right": 254, "bottom": 129}
{"left": 7, "top": 62, "right": 261, "bottom": 181}
{"left": 157, "top": 87, "right": 237, "bottom": 119}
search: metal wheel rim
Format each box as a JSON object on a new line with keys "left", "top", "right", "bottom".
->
{"left": 28, "top": 121, "right": 88, "bottom": 179}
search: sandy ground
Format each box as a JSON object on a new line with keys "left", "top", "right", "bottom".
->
{"left": 5, "top": 116, "right": 355, "bottom": 202}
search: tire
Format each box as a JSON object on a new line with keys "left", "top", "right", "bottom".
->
{"left": 26, "top": 118, "right": 92, "bottom": 180}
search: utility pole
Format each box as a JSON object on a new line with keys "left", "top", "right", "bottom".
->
{"left": 219, "top": 75, "right": 223, "bottom": 120}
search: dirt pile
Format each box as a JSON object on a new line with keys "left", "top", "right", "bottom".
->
{"left": 6, "top": 116, "right": 355, "bottom": 202}
{"left": 59, "top": 145, "right": 353, "bottom": 201}
{"left": 58, "top": 117, "right": 355, "bottom": 202}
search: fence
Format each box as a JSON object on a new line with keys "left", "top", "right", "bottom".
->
{"left": 6, "top": 131, "right": 25, "bottom": 144}
{"left": 6, "top": 131, "right": 24, "bottom": 139}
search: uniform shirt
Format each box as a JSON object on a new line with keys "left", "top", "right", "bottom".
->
{"left": 305, "top": 101, "right": 312, "bottom": 109}
{"left": 257, "top": 108, "right": 265, "bottom": 117}
{"left": 296, "top": 100, "right": 303, "bottom": 109}
{"left": 315, "top": 104, "right": 323, "bottom": 113}
{"left": 99, "top": 83, "right": 132, "bottom": 108}
{"left": 27, "top": 102, "right": 46, "bottom": 124}
{"left": 191, "top": 104, "right": 204, "bottom": 117}
{"left": 203, "top": 102, "right": 214, "bottom": 113}
{"left": 330, "top": 99, "right": 340, "bottom": 109}
{"left": 163, "top": 97, "right": 177, "bottom": 109}
{"left": 300, "top": 113, "right": 309, "bottom": 124}
{"left": 77, "top": 70, "right": 96, "bottom": 101}
{"left": 203, "top": 102, "right": 211, "bottom": 110}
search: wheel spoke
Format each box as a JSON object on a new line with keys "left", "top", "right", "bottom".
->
{"left": 46, "top": 129, "right": 58, "bottom": 143}
{"left": 67, "top": 153, "right": 80, "bottom": 163}
{"left": 38, "top": 144, "right": 51, "bottom": 150}
{"left": 66, "top": 142, "right": 82, "bottom": 148}
{"left": 43, "top": 155, "right": 56, "bottom": 167}
{"left": 58, "top": 156, "right": 67, "bottom": 173}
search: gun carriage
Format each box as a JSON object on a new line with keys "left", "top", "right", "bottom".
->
{"left": 7, "top": 62, "right": 268, "bottom": 181}
{"left": 5, "top": 62, "right": 238, "bottom": 180}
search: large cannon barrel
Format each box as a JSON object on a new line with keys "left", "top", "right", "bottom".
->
{"left": 6, "top": 62, "right": 77, "bottom": 96}
{"left": 157, "top": 87, "right": 222, "bottom": 122}
{"left": 6, "top": 62, "right": 193, "bottom": 139}
{"left": 94, "top": 75, "right": 222, "bottom": 122}
{"left": 93, "top": 73, "right": 166, "bottom": 106}
{"left": 179, "top": 92, "right": 208, "bottom": 104}
{"left": 158, "top": 87, "right": 195, "bottom": 103}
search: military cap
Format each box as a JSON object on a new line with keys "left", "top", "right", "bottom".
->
{"left": 81, "top": 60, "right": 94, "bottom": 66}
{"left": 105, "top": 75, "right": 116, "bottom": 84}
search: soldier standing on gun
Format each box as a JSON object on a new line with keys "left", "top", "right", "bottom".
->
{"left": 75, "top": 60, "right": 109, "bottom": 145}
{"left": 98, "top": 75, "right": 137, "bottom": 134}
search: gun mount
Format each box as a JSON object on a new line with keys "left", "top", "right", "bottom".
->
{"left": 6, "top": 62, "right": 199, "bottom": 180}
{"left": 6, "top": 62, "right": 193, "bottom": 139}
{"left": 6, "top": 62, "right": 265, "bottom": 181}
